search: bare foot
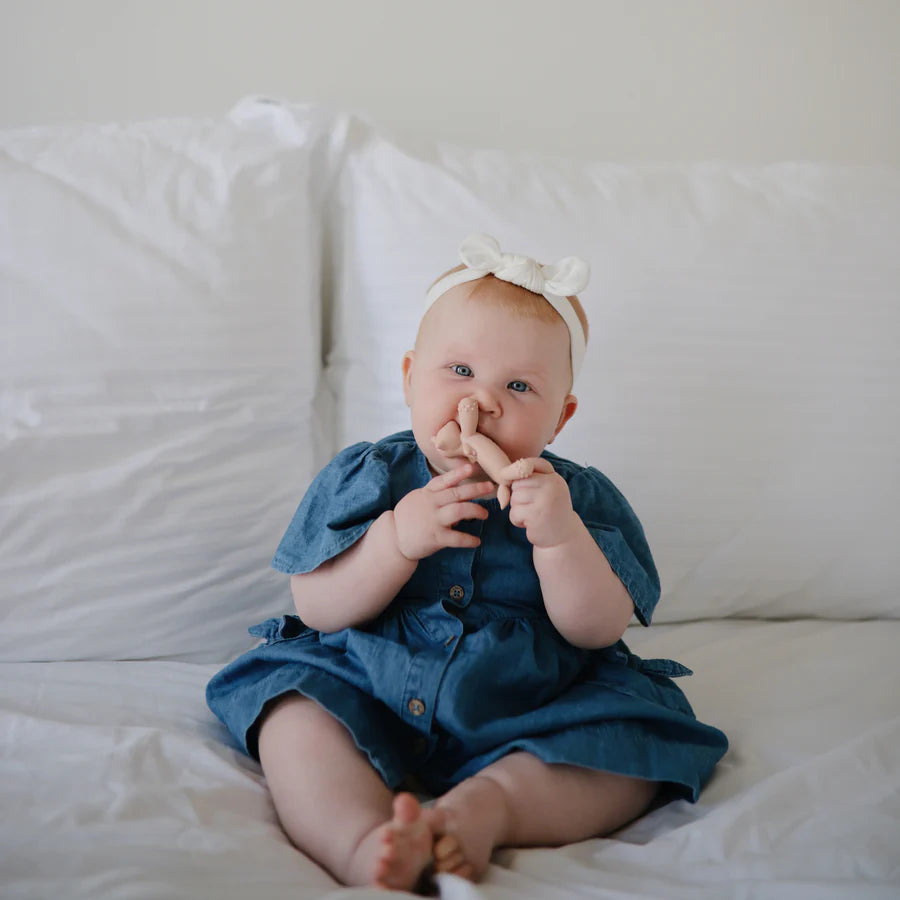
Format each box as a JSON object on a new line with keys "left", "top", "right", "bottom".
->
{"left": 372, "top": 793, "right": 442, "bottom": 893}
{"left": 431, "top": 775, "right": 511, "bottom": 882}
{"left": 433, "top": 830, "right": 475, "bottom": 881}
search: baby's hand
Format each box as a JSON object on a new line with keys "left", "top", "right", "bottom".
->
{"left": 508, "top": 459, "right": 581, "bottom": 548}
{"left": 393, "top": 464, "right": 494, "bottom": 561}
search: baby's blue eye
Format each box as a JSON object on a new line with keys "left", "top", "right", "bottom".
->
{"left": 508, "top": 380, "right": 530, "bottom": 393}
{"left": 452, "top": 365, "right": 473, "bottom": 377}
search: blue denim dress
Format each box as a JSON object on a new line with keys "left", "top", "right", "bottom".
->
{"left": 207, "top": 431, "right": 727, "bottom": 800}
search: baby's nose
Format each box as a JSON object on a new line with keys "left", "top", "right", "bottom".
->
{"left": 470, "top": 388, "right": 501, "bottom": 418}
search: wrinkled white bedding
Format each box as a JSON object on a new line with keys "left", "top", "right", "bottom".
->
{"left": 2, "top": 619, "right": 898, "bottom": 899}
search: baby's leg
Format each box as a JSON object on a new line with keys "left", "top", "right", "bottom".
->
{"left": 257, "top": 694, "right": 441, "bottom": 890}
{"left": 432, "top": 751, "right": 657, "bottom": 880}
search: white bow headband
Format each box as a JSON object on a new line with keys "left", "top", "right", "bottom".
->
{"left": 424, "top": 234, "right": 590, "bottom": 378}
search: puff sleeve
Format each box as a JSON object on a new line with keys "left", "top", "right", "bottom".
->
{"left": 271, "top": 442, "right": 393, "bottom": 575}
{"left": 567, "top": 465, "right": 661, "bottom": 626}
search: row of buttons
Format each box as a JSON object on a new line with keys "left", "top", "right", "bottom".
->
{"left": 407, "top": 632, "right": 457, "bottom": 716}
{"left": 405, "top": 584, "right": 466, "bottom": 721}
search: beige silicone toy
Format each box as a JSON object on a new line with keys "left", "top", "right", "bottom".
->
{"left": 432, "top": 397, "right": 534, "bottom": 509}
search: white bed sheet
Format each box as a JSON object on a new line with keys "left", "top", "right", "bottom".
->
{"left": 1, "top": 620, "right": 898, "bottom": 899}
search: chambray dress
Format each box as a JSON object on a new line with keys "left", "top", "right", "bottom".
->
{"left": 207, "top": 431, "right": 727, "bottom": 800}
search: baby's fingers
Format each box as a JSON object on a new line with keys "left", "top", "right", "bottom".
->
{"left": 427, "top": 463, "right": 477, "bottom": 491}
{"left": 439, "top": 528, "right": 481, "bottom": 550}
{"left": 438, "top": 501, "right": 489, "bottom": 527}
{"left": 438, "top": 480, "right": 494, "bottom": 506}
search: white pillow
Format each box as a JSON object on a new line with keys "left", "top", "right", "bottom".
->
{"left": 325, "top": 118, "right": 900, "bottom": 621}
{"left": 0, "top": 101, "right": 334, "bottom": 662}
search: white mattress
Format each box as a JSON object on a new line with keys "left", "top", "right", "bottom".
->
{"left": 2, "top": 620, "right": 898, "bottom": 899}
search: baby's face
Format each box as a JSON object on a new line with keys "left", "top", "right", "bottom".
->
{"left": 402, "top": 282, "right": 577, "bottom": 479}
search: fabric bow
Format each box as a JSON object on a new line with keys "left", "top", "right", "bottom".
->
{"left": 458, "top": 233, "right": 590, "bottom": 298}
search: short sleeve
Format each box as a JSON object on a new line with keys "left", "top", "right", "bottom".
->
{"left": 567, "top": 465, "right": 661, "bottom": 626}
{"left": 271, "top": 442, "right": 392, "bottom": 575}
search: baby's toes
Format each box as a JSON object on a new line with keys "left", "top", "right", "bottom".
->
{"left": 433, "top": 833, "right": 471, "bottom": 877}
{"left": 373, "top": 833, "right": 401, "bottom": 883}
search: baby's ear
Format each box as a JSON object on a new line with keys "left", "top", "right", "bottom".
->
{"left": 401, "top": 351, "right": 416, "bottom": 406}
{"left": 549, "top": 394, "right": 578, "bottom": 443}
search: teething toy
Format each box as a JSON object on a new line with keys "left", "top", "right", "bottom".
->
{"left": 432, "top": 397, "right": 534, "bottom": 509}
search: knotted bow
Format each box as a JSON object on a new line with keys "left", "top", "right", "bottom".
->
{"left": 458, "top": 233, "right": 590, "bottom": 298}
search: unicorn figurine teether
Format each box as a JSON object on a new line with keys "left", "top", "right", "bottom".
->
{"left": 432, "top": 397, "right": 535, "bottom": 509}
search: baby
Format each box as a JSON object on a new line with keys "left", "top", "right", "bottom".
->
{"left": 207, "top": 234, "right": 727, "bottom": 892}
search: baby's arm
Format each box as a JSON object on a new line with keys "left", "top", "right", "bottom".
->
{"left": 290, "top": 511, "right": 416, "bottom": 632}
{"left": 291, "top": 464, "right": 493, "bottom": 633}
{"left": 533, "top": 526, "right": 634, "bottom": 649}
{"left": 509, "top": 461, "right": 633, "bottom": 649}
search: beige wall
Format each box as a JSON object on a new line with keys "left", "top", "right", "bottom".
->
{"left": 1, "top": 0, "right": 898, "bottom": 161}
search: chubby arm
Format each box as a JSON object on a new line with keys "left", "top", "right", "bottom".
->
{"left": 532, "top": 520, "right": 634, "bottom": 648}
{"left": 291, "top": 464, "right": 493, "bottom": 633}
{"left": 290, "top": 510, "right": 415, "bottom": 632}
{"left": 508, "top": 460, "right": 634, "bottom": 649}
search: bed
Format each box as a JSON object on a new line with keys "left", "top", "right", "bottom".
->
{"left": 2, "top": 98, "right": 898, "bottom": 899}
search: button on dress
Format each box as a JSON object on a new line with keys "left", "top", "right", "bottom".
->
{"left": 207, "top": 432, "right": 728, "bottom": 800}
